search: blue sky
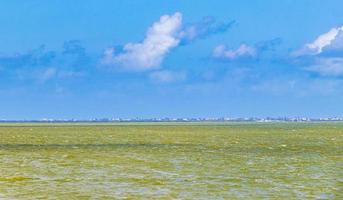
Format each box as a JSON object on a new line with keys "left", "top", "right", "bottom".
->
{"left": 1, "top": 0, "right": 343, "bottom": 119}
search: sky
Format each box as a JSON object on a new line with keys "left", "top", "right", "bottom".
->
{"left": 1, "top": 0, "right": 343, "bottom": 119}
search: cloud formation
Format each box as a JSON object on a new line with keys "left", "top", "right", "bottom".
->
{"left": 101, "top": 13, "right": 183, "bottom": 71}
{"left": 306, "top": 57, "right": 343, "bottom": 77}
{"left": 0, "top": 41, "right": 88, "bottom": 83}
{"left": 294, "top": 26, "right": 343, "bottom": 56}
{"left": 101, "top": 13, "right": 234, "bottom": 71}
{"left": 293, "top": 26, "right": 343, "bottom": 77}
{"left": 212, "top": 44, "right": 256, "bottom": 60}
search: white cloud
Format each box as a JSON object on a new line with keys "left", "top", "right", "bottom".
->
{"left": 101, "top": 12, "right": 182, "bottom": 71}
{"left": 212, "top": 44, "right": 256, "bottom": 60}
{"left": 294, "top": 26, "right": 343, "bottom": 56}
{"left": 306, "top": 57, "right": 343, "bottom": 76}
{"left": 149, "top": 70, "right": 186, "bottom": 83}
{"left": 101, "top": 13, "right": 234, "bottom": 71}
{"left": 292, "top": 25, "right": 343, "bottom": 77}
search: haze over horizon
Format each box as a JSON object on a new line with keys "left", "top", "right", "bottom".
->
{"left": 1, "top": 0, "right": 343, "bottom": 119}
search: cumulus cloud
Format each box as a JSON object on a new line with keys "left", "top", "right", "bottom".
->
{"left": 149, "top": 70, "right": 186, "bottom": 83}
{"left": 292, "top": 25, "right": 343, "bottom": 77}
{"left": 101, "top": 12, "right": 183, "bottom": 71}
{"left": 101, "top": 13, "right": 234, "bottom": 71}
{"left": 211, "top": 38, "right": 282, "bottom": 62}
{"left": 294, "top": 26, "right": 343, "bottom": 56}
{"left": 212, "top": 44, "right": 256, "bottom": 60}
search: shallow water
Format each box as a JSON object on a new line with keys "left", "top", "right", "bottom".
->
{"left": 0, "top": 123, "right": 342, "bottom": 199}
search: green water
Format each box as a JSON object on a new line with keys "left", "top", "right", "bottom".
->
{"left": 0, "top": 123, "right": 342, "bottom": 199}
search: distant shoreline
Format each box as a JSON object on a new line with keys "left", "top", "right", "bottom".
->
{"left": 1, "top": 120, "right": 343, "bottom": 127}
